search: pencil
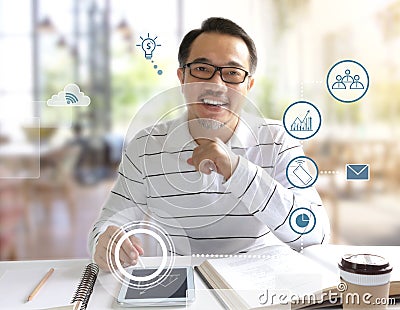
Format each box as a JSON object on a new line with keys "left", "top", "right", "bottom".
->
{"left": 27, "top": 267, "right": 55, "bottom": 302}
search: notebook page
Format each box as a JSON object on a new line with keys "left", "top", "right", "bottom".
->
{"left": 0, "top": 266, "right": 81, "bottom": 309}
{"left": 206, "top": 246, "right": 338, "bottom": 307}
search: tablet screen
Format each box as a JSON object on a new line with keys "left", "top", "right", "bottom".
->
{"left": 124, "top": 268, "right": 188, "bottom": 299}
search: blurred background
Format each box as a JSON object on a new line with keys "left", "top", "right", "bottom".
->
{"left": 0, "top": 0, "right": 400, "bottom": 261}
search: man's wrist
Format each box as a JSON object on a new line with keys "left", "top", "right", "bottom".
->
{"left": 223, "top": 154, "right": 240, "bottom": 180}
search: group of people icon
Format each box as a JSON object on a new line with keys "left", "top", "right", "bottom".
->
{"left": 331, "top": 69, "right": 364, "bottom": 90}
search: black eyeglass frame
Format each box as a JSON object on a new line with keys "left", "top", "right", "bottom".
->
{"left": 182, "top": 62, "right": 251, "bottom": 84}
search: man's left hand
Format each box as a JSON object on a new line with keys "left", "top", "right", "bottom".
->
{"left": 187, "top": 138, "right": 239, "bottom": 180}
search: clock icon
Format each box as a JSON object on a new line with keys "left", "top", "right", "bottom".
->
{"left": 289, "top": 208, "right": 316, "bottom": 235}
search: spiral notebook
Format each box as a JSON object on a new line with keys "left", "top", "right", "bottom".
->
{"left": 44, "top": 263, "right": 100, "bottom": 310}
{"left": 0, "top": 260, "right": 102, "bottom": 310}
{"left": 71, "top": 263, "right": 99, "bottom": 310}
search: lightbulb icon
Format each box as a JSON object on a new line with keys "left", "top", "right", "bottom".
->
{"left": 137, "top": 33, "right": 161, "bottom": 60}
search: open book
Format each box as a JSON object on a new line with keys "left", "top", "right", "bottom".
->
{"left": 195, "top": 245, "right": 400, "bottom": 309}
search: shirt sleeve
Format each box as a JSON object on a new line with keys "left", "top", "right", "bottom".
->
{"left": 223, "top": 126, "right": 331, "bottom": 251}
{"left": 87, "top": 140, "right": 148, "bottom": 257}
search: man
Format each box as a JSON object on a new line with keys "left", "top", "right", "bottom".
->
{"left": 89, "top": 17, "right": 330, "bottom": 271}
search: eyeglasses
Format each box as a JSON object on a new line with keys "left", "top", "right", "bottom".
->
{"left": 183, "top": 62, "right": 250, "bottom": 84}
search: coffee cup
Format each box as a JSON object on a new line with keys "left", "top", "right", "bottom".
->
{"left": 338, "top": 254, "right": 392, "bottom": 309}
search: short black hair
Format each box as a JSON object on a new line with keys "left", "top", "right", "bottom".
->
{"left": 178, "top": 17, "right": 257, "bottom": 74}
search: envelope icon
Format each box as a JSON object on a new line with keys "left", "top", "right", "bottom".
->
{"left": 346, "top": 164, "right": 369, "bottom": 181}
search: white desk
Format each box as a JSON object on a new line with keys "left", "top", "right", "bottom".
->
{"left": 1, "top": 246, "right": 399, "bottom": 310}
{"left": 0, "top": 256, "right": 212, "bottom": 310}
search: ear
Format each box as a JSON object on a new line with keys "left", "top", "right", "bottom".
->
{"left": 177, "top": 68, "right": 185, "bottom": 85}
{"left": 247, "top": 76, "right": 255, "bottom": 91}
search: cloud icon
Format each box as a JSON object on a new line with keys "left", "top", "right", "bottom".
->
{"left": 47, "top": 83, "right": 91, "bottom": 106}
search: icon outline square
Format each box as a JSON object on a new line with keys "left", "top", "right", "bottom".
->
{"left": 346, "top": 164, "right": 369, "bottom": 181}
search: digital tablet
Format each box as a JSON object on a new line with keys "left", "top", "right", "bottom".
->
{"left": 117, "top": 267, "right": 195, "bottom": 307}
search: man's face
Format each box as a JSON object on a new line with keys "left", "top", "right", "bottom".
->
{"left": 177, "top": 32, "right": 254, "bottom": 128}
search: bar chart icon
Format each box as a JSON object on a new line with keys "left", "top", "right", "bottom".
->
{"left": 290, "top": 110, "right": 312, "bottom": 132}
{"left": 283, "top": 101, "right": 321, "bottom": 140}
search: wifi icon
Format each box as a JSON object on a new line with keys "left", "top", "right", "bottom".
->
{"left": 65, "top": 92, "right": 78, "bottom": 104}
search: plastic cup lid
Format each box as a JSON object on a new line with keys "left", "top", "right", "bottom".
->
{"left": 338, "top": 254, "right": 392, "bottom": 275}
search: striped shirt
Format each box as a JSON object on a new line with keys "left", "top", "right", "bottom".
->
{"left": 88, "top": 111, "right": 330, "bottom": 256}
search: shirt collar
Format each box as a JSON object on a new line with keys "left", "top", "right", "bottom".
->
{"left": 164, "top": 111, "right": 196, "bottom": 150}
{"left": 228, "top": 112, "right": 261, "bottom": 148}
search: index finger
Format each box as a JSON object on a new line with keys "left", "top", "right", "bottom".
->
{"left": 120, "top": 235, "right": 140, "bottom": 263}
{"left": 129, "top": 235, "right": 144, "bottom": 256}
